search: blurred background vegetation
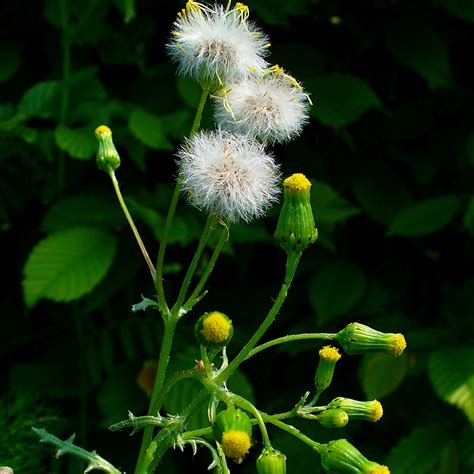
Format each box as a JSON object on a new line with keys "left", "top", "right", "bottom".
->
{"left": 1, "top": 0, "right": 473, "bottom": 472}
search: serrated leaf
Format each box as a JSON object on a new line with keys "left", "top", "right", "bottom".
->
{"left": 386, "top": 425, "right": 450, "bottom": 474}
{"left": 41, "top": 193, "right": 123, "bottom": 233}
{"left": 54, "top": 126, "right": 96, "bottom": 160}
{"left": 0, "top": 47, "right": 21, "bottom": 82}
{"left": 387, "top": 20, "right": 452, "bottom": 88}
{"left": 388, "top": 196, "right": 462, "bottom": 237}
{"left": 429, "top": 347, "right": 474, "bottom": 424}
{"left": 23, "top": 227, "right": 118, "bottom": 307}
{"left": 18, "top": 81, "right": 60, "bottom": 119}
{"left": 129, "top": 107, "right": 172, "bottom": 150}
{"left": 308, "top": 73, "right": 382, "bottom": 127}
{"left": 359, "top": 352, "right": 408, "bottom": 399}
{"left": 437, "top": 0, "right": 474, "bottom": 22}
{"left": 311, "top": 181, "right": 360, "bottom": 224}
{"left": 309, "top": 260, "right": 367, "bottom": 323}
{"left": 131, "top": 295, "right": 159, "bottom": 313}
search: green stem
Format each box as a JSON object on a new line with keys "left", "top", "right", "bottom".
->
{"left": 173, "top": 215, "right": 214, "bottom": 312}
{"left": 154, "top": 87, "right": 209, "bottom": 316}
{"left": 232, "top": 394, "right": 272, "bottom": 448}
{"left": 215, "top": 251, "right": 302, "bottom": 385}
{"left": 182, "top": 223, "right": 229, "bottom": 312}
{"left": 109, "top": 171, "right": 155, "bottom": 281}
{"left": 246, "top": 333, "right": 337, "bottom": 360}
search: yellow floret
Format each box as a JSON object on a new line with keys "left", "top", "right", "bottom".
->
{"left": 319, "top": 345, "right": 341, "bottom": 362}
{"left": 94, "top": 125, "right": 112, "bottom": 138}
{"left": 284, "top": 173, "right": 311, "bottom": 193}
{"left": 391, "top": 334, "right": 407, "bottom": 356}
{"left": 369, "top": 466, "right": 390, "bottom": 474}
{"left": 201, "top": 311, "right": 232, "bottom": 344}
{"left": 221, "top": 430, "right": 251, "bottom": 460}
{"left": 372, "top": 400, "right": 383, "bottom": 422}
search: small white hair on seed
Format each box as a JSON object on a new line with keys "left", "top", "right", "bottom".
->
{"left": 214, "top": 72, "right": 311, "bottom": 144}
{"left": 177, "top": 129, "right": 281, "bottom": 223}
{"left": 167, "top": 2, "right": 270, "bottom": 85}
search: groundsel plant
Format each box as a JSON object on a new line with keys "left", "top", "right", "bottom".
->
{"left": 33, "top": 2, "right": 406, "bottom": 473}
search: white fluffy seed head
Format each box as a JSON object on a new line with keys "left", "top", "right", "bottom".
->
{"left": 214, "top": 70, "right": 311, "bottom": 143}
{"left": 177, "top": 130, "right": 281, "bottom": 223}
{"left": 167, "top": 2, "right": 270, "bottom": 86}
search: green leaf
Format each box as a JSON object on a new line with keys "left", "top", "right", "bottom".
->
{"left": 467, "top": 132, "right": 474, "bottom": 166}
{"left": 0, "top": 46, "right": 21, "bottom": 82}
{"left": 54, "top": 125, "right": 96, "bottom": 160}
{"left": 386, "top": 425, "right": 450, "bottom": 474}
{"left": 359, "top": 352, "right": 408, "bottom": 399}
{"left": 312, "top": 182, "right": 360, "bottom": 224}
{"left": 41, "top": 193, "right": 123, "bottom": 233}
{"left": 437, "top": 0, "right": 474, "bottom": 22}
{"left": 388, "top": 196, "right": 462, "bottom": 237}
{"left": 386, "top": 20, "right": 452, "bottom": 88}
{"left": 177, "top": 76, "right": 203, "bottom": 109}
{"left": 429, "top": 347, "right": 474, "bottom": 424}
{"left": 131, "top": 295, "right": 159, "bottom": 313}
{"left": 23, "top": 227, "right": 118, "bottom": 307}
{"left": 309, "top": 260, "right": 367, "bottom": 324}
{"left": 463, "top": 198, "right": 474, "bottom": 234}
{"left": 307, "top": 74, "right": 382, "bottom": 127}
{"left": 18, "top": 81, "right": 60, "bottom": 119}
{"left": 113, "top": 0, "right": 136, "bottom": 23}
{"left": 129, "top": 107, "right": 172, "bottom": 150}
{"left": 352, "top": 160, "right": 413, "bottom": 226}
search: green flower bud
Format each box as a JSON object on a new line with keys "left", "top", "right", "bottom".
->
{"left": 317, "top": 408, "right": 349, "bottom": 428}
{"left": 213, "top": 409, "right": 252, "bottom": 462}
{"left": 335, "top": 322, "right": 407, "bottom": 357}
{"left": 319, "top": 439, "right": 390, "bottom": 473}
{"left": 274, "top": 173, "right": 318, "bottom": 253}
{"left": 195, "top": 311, "right": 233, "bottom": 350}
{"left": 95, "top": 125, "right": 120, "bottom": 173}
{"left": 327, "top": 397, "right": 383, "bottom": 422}
{"left": 314, "top": 346, "right": 341, "bottom": 394}
{"left": 256, "top": 448, "right": 287, "bottom": 474}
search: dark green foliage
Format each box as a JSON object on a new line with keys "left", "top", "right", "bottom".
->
{"left": 1, "top": 0, "right": 473, "bottom": 473}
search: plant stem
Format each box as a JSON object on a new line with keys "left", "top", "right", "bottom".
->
{"left": 215, "top": 251, "right": 302, "bottom": 385}
{"left": 108, "top": 171, "right": 156, "bottom": 281}
{"left": 245, "top": 332, "right": 337, "bottom": 360}
{"left": 154, "top": 87, "right": 210, "bottom": 316}
{"left": 182, "top": 223, "right": 229, "bottom": 312}
{"left": 232, "top": 394, "right": 272, "bottom": 448}
{"left": 173, "top": 215, "right": 214, "bottom": 312}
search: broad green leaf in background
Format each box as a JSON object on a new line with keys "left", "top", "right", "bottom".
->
{"left": 309, "top": 260, "right": 367, "bottom": 324}
{"left": 307, "top": 74, "right": 382, "bottom": 127}
{"left": 0, "top": 46, "right": 21, "bottom": 82}
{"left": 23, "top": 227, "right": 118, "bottom": 307}
{"left": 467, "top": 132, "right": 474, "bottom": 166}
{"left": 311, "top": 181, "right": 360, "bottom": 224}
{"left": 113, "top": 0, "right": 136, "bottom": 23}
{"left": 41, "top": 193, "right": 123, "bottom": 233}
{"left": 429, "top": 347, "right": 474, "bottom": 424}
{"left": 129, "top": 107, "right": 172, "bottom": 150}
{"left": 18, "top": 81, "right": 60, "bottom": 119}
{"left": 54, "top": 125, "right": 96, "bottom": 160}
{"left": 386, "top": 20, "right": 452, "bottom": 88}
{"left": 386, "top": 425, "right": 450, "bottom": 474}
{"left": 437, "top": 0, "right": 474, "bottom": 22}
{"left": 388, "top": 196, "right": 462, "bottom": 237}
{"left": 177, "top": 76, "right": 203, "bottom": 109}
{"left": 359, "top": 352, "right": 408, "bottom": 399}
{"left": 463, "top": 197, "right": 474, "bottom": 234}
{"left": 352, "top": 159, "right": 413, "bottom": 226}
